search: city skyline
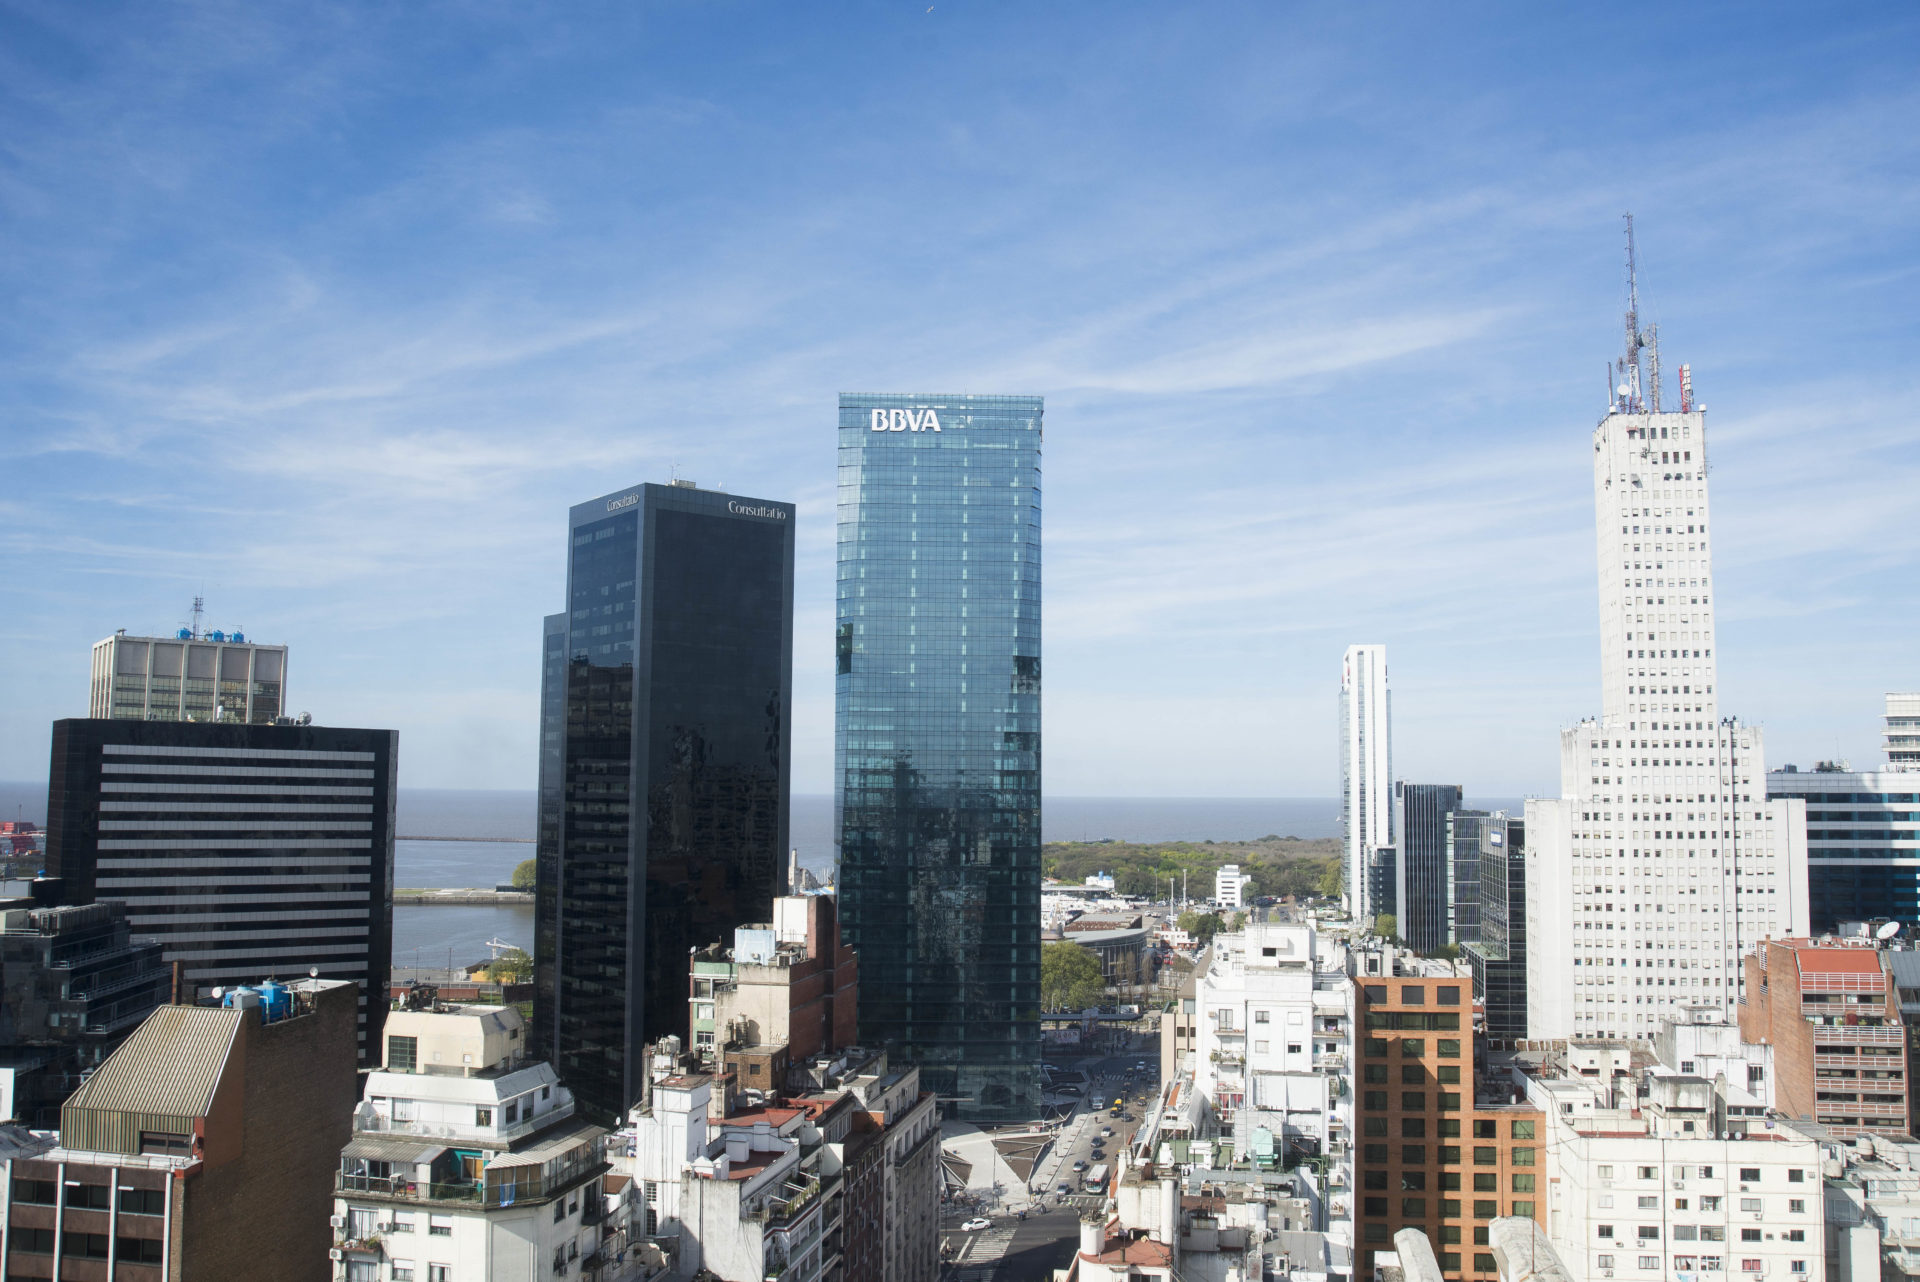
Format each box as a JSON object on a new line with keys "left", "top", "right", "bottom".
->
{"left": 3, "top": 6, "right": 1917, "bottom": 800}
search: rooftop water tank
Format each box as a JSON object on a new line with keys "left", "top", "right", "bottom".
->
{"left": 230, "top": 631, "right": 245, "bottom": 643}
{"left": 222, "top": 986, "right": 262, "bottom": 1013}
{"left": 208, "top": 630, "right": 226, "bottom": 642}
{"left": 256, "top": 979, "right": 291, "bottom": 1022}
{"left": 176, "top": 628, "right": 193, "bottom": 640}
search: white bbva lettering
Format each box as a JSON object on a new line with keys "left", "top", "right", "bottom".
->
{"left": 868, "top": 407, "right": 943, "bottom": 433}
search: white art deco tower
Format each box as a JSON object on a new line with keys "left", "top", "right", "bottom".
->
{"left": 1341, "top": 644, "right": 1392, "bottom": 918}
{"left": 1526, "top": 223, "right": 1808, "bottom": 1041}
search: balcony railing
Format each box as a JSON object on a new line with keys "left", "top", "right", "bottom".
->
{"left": 357, "top": 1101, "right": 576, "bottom": 1144}
{"left": 337, "top": 1172, "right": 482, "bottom": 1204}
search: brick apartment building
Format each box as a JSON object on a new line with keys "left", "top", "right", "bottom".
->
{"left": 1739, "top": 937, "right": 1913, "bottom": 1139}
{"left": 1, "top": 978, "right": 358, "bottom": 1282}
{"left": 1352, "top": 970, "right": 1545, "bottom": 1281}
{"left": 689, "top": 895, "right": 858, "bottom": 1093}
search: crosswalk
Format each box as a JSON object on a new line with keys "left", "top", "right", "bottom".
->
{"left": 949, "top": 1223, "right": 1019, "bottom": 1266}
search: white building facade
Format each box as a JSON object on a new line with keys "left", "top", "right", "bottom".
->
{"left": 1191, "top": 922, "right": 1351, "bottom": 1167}
{"left": 1213, "top": 865, "right": 1251, "bottom": 910}
{"left": 1526, "top": 311, "right": 1808, "bottom": 1042}
{"left": 332, "top": 1004, "right": 616, "bottom": 1282}
{"left": 1340, "top": 644, "right": 1392, "bottom": 919}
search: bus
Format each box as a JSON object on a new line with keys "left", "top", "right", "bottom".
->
{"left": 1084, "top": 1163, "right": 1110, "bottom": 1192}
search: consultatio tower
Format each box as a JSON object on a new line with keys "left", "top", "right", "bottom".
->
{"left": 835, "top": 393, "right": 1042, "bottom": 1120}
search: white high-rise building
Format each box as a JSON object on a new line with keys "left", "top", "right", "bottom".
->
{"left": 1527, "top": 236, "right": 1808, "bottom": 1041}
{"left": 1340, "top": 644, "right": 1391, "bottom": 918}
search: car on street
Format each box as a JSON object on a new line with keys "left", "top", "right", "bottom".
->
{"left": 1071, "top": 1159, "right": 1089, "bottom": 1171}
{"left": 1056, "top": 1182, "right": 1074, "bottom": 1195}
{"left": 961, "top": 1218, "right": 992, "bottom": 1232}
{"left": 1056, "top": 1085, "right": 1081, "bottom": 1096}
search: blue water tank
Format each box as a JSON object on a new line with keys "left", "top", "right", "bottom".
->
{"left": 256, "top": 980, "right": 291, "bottom": 1022}
{"left": 222, "top": 986, "right": 261, "bottom": 1013}
{"left": 177, "top": 627, "right": 193, "bottom": 640}
{"left": 231, "top": 631, "right": 245, "bottom": 643}
{"left": 208, "top": 630, "right": 226, "bottom": 642}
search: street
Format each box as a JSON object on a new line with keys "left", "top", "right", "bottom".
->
{"left": 940, "top": 1033, "right": 1161, "bottom": 1281}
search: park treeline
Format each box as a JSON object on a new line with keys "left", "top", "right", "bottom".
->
{"left": 1042, "top": 835, "right": 1342, "bottom": 902}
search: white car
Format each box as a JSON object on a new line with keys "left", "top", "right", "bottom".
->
{"left": 961, "top": 1217, "right": 992, "bottom": 1232}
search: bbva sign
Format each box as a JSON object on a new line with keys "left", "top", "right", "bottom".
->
{"left": 869, "top": 408, "right": 942, "bottom": 433}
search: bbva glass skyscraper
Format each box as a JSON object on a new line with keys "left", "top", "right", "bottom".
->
{"left": 534, "top": 480, "right": 795, "bottom": 1123}
{"left": 835, "top": 393, "right": 1042, "bottom": 1120}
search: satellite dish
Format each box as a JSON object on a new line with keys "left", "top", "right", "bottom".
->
{"left": 1616, "top": 384, "right": 1632, "bottom": 397}
{"left": 1877, "top": 921, "right": 1902, "bottom": 941}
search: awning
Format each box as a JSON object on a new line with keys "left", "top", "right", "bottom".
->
{"left": 341, "top": 1135, "right": 448, "bottom": 1164}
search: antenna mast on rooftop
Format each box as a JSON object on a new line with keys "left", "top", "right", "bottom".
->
{"left": 189, "top": 595, "right": 205, "bottom": 641}
{"left": 1614, "top": 213, "right": 1664, "bottom": 414}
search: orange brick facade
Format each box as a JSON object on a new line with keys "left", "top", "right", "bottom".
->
{"left": 1353, "top": 975, "right": 1544, "bottom": 1281}
{"left": 1738, "top": 939, "right": 1912, "bottom": 1140}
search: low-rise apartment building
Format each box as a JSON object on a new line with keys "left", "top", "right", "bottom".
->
{"left": 1517, "top": 1039, "right": 1825, "bottom": 1282}
{"left": 331, "top": 1001, "right": 612, "bottom": 1282}
{"left": 1, "top": 977, "right": 358, "bottom": 1282}
{"left": 1740, "top": 938, "right": 1913, "bottom": 1140}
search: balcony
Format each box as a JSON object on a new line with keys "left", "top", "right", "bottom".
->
{"left": 337, "top": 1172, "right": 482, "bottom": 1204}
{"left": 357, "top": 1099, "right": 577, "bottom": 1145}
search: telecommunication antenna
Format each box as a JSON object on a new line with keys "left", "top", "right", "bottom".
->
{"left": 190, "top": 595, "right": 205, "bottom": 640}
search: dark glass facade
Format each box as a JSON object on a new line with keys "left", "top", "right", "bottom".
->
{"left": 1766, "top": 772, "right": 1920, "bottom": 936}
{"left": 835, "top": 393, "right": 1042, "bottom": 1121}
{"left": 535, "top": 482, "right": 794, "bottom": 1123}
{"left": 1464, "top": 815, "right": 1527, "bottom": 1042}
{"left": 1445, "top": 808, "right": 1489, "bottom": 946}
{"left": 44, "top": 718, "right": 396, "bottom": 1064}
{"left": 1394, "top": 783, "right": 1462, "bottom": 954}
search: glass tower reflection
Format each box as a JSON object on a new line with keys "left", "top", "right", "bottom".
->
{"left": 835, "top": 393, "right": 1042, "bottom": 1121}
{"left": 535, "top": 482, "right": 794, "bottom": 1124}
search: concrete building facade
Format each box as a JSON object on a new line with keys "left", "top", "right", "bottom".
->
{"left": 1341, "top": 645, "right": 1392, "bottom": 921}
{"left": 90, "top": 628, "right": 288, "bottom": 725}
{"left": 1526, "top": 298, "right": 1809, "bottom": 1041}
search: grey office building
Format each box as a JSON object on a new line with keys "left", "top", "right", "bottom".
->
{"left": 835, "top": 393, "right": 1042, "bottom": 1120}
{"left": 534, "top": 480, "right": 795, "bottom": 1124}
{"left": 1463, "top": 814, "right": 1526, "bottom": 1042}
{"left": 44, "top": 718, "right": 396, "bottom": 1063}
{"left": 1394, "top": 782, "right": 1463, "bottom": 954}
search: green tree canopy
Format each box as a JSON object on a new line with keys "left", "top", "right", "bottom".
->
{"left": 511, "top": 858, "right": 536, "bottom": 890}
{"left": 484, "top": 947, "right": 533, "bottom": 983}
{"left": 1177, "top": 909, "right": 1227, "bottom": 945}
{"left": 1041, "top": 941, "right": 1106, "bottom": 1011}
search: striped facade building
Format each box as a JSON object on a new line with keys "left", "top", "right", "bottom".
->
{"left": 46, "top": 719, "right": 396, "bottom": 1063}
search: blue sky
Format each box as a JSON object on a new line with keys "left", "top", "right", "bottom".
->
{"left": 2, "top": 2, "right": 1916, "bottom": 797}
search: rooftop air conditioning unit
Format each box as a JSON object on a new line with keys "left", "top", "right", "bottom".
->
{"left": 329, "top": 1248, "right": 345, "bottom": 1261}
{"left": 330, "top": 1214, "right": 347, "bottom": 1229}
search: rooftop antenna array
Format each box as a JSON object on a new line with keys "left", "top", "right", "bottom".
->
{"left": 1612, "top": 213, "right": 1664, "bottom": 414}
{"left": 189, "top": 595, "right": 205, "bottom": 641}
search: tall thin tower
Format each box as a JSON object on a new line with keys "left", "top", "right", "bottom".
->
{"left": 1341, "top": 645, "right": 1392, "bottom": 920}
{"left": 1525, "top": 222, "right": 1808, "bottom": 1041}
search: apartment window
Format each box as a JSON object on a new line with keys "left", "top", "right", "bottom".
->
{"left": 1474, "top": 1174, "right": 1497, "bottom": 1192}
{"left": 1438, "top": 1039, "right": 1461, "bottom": 1058}
{"left": 1596, "top": 1256, "right": 1614, "bottom": 1269}
{"left": 1403, "top": 1038, "right": 1426, "bottom": 1058}
{"left": 1364, "top": 1171, "right": 1388, "bottom": 1190}
{"left": 1512, "top": 1119, "right": 1535, "bottom": 1139}
{"left": 1638, "top": 1165, "right": 1657, "bottom": 1179}
{"left": 1437, "top": 986, "right": 1459, "bottom": 1005}
{"left": 1475, "top": 1253, "right": 1497, "bottom": 1273}
{"left": 1638, "top": 1226, "right": 1660, "bottom": 1241}
{"left": 1437, "top": 1091, "right": 1460, "bottom": 1110}
{"left": 1740, "top": 1167, "right": 1760, "bottom": 1182}
{"left": 1474, "top": 1200, "right": 1498, "bottom": 1218}
{"left": 61, "top": 1234, "right": 110, "bottom": 1259}
{"left": 1790, "top": 1261, "right": 1808, "bottom": 1274}
{"left": 1675, "top": 1199, "right": 1689, "bottom": 1210}
{"left": 389, "top": 1035, "right": 418, "bottom": 1072}
{"left": 1512, "top": 1147, "right": 1535, "bottom": 1166}
{"left": 1364, "top": 1145, "right": 1388, "bottom": 1163}
{"left": 1675, "top": 1226, "right": 1698, "bottom": 1240}
{"left": 1365, "top": 1064, "right": 1387, "bottom": 1083}
{"left": 1788, "top": 1199, "right": 1805, "bottom": 1214}
{"left": 1363, "top": 1197, "right": 1388, "bottom": 1215}
{"left": 1787, "top": 1169, "right": 1805, "bottom": 1183}
{"left": 1442, "top": 1173, "right": 1461, "bottom": 1191}
{"left": 505, "top": 1100, "right": 519, "bottom": 1125}
{"left": 392, "top": 1264, "right": 416, "bottom": 1282}
{"left": 1741, "top": 1229, "right": 1761, "bottom": 1242}
{"left": 1474, "top": 1147, "right": 1498, "bottom": 1166}
{"left": 1437, "top": 1065, "right": 1460, "bottom": 1084}
{"left": 139, "top": 1130, "right": 192, "bottom": 1156}
{"left": 1401, "top": 1119, "right": 1426, "bottom": 1138}
{"left": 1438, "top": 1146, "right": 1460, "bottom": 1163}
{"left": 476, "top": 1107, "right": 493, "bottom": 1126}
{"left": 1401, "top": 1172, "right": 1427, "bottom": 1191}
{"left": 430, "top": 1267, "right": 452, "bottom": 1282}
{"left": 429, "top": 1215, "right": 453, "bottom": 1237}
{"left": 117, "top": 1237, "right": 165, "bottom": 1265}
{"left": 1475, "top": 1120, "right": 1497, "bottom": 1139}
{"left": 1439, "top": 1119, "right": 1461, "bottom": 1138}
{"left": 1638, "top": 1196, "right": 1657, "bottom": 1209}
{"left": 1639, "top": 1257, "right": 1661, "bottom": 1270}
{"left": 349, "top": 1208, "right": 380, "bottom": 1240}
{"left": 555, "top": 1198, "right": 568, "bottom": 1222}
{"left": 1400, "top": 1065, "right": 1423, "bottom": 1084}
{"left": 1402, "top": 1146, "right": 1426, "bottom": 1165}
{"left": 10, "top": 1178, "right": 56, "bottom": 1205}
{"left": 1364, "top": 1091, "right": 1388, "bottom": 1111}
{"left": 1701, "top": 1196, "right": 1722, "bottom": 1211}
{"left": 118, "top": 1186, "right": 165, "bottom": 1215}
{"left": 1366, "top": 1038, "right": 1389, "bottom": 1057}
{"left": 346, "top": 1264, "right": 378, "bottom": 1282}
{"left": 1255, "top": 1010, "right": 1270, "bottom": 1023}
{"left": 1699, "top": 1166, "right": 1714, "bottom": 1178}
{"left": 1402, "top": 1092, "right": 1426, "bottom": 1110}
{"left": 391, "top": 1213, "right": 415, "bottom": 1233}
{"left": 1598, "top": 1165, "right": 1614, "bottom": 1179}
{"left": 1403, "top": 986, "right": 1425, "bottom": 1005}
{"left": 1402, "top": 1197, "right": 1426, "bottom": 1218}
{"left": 1740, "top": 1261, "right": 1761, "bottom": 1274}
{"left": 14, "top": 1228, "right": 54, "bottom": 1254}
{"left": 66, "top": 1183, "right": 111, "bottom": 1209}
{"left": 1363, "top": 1117, "right": 1387, "bottom": 1137}
{"left": 1513, "top": 1200, "right": 1535, "bottom": 1217}
{"left": 1440, "top": 1198, "right": 1461, "bottom": 1215}
{"left": 1740, "top": 1198, "right": 1762, "bottom": 1212}
{"left": 1513, "top": 1175, "right": 1536, "bottom": 1193}
{"left": 1441, "top": 1226, "right": 1461, "bottom": 1244}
